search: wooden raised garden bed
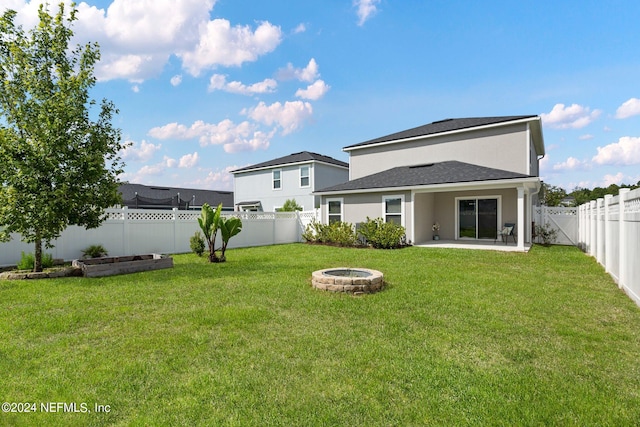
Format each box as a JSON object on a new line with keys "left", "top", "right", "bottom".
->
{"left": 72, "top": 254, "right": 173, "bottom": 278}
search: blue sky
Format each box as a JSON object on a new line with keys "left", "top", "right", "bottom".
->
{"left": 6, "top": 0, "right": 640, "bottom": 191}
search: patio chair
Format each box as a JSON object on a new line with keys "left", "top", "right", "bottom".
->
{"left": 495, "top": 223, "right": 516, "bottom": 244}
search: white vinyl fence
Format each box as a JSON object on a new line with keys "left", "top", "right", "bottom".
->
{"left": 577, "top": 188, "right": 640, "bottom": 307}
{"left": 534, "top": 206, "right": 578, "bottom": 245}
{"left": 0, "top": 208, "right": 320, "bottom": 268}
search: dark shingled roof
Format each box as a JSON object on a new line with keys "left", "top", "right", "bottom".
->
{"left": 345, "top": 116, "right": 538, "bottom": 149}
{"left": 231, "top": 151, "right": 348, "bottom": 173}
{"left": 119, "top": 183, "right": 234, "bottom": 209}
{"left": 315, "top": 161, "right": 533, "bottom": 193}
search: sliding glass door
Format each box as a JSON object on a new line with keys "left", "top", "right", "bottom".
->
{"left": 457, "top": 198, "right": 498, "bottom": 239}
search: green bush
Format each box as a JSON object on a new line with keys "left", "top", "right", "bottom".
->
{"left": 302, "top": 220, "right": 358, "bottom": 246}
{"left": 358, "top": 217, "right": 406, "bottom": 249}
{"left": 81, "top": 244, "right": 108, "bottom": 258}
{"left": 535, "top": 223, "right": 558, "bottom": 246}
{"left": 17, "top": 252, "right": 54, "bottom": 270}
{"left": 190, "top": 231, "right": 206, "bottom": 257}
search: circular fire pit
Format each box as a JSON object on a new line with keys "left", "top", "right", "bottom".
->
{"left": 311, "top": 268, "right": 384, "bottom": 294}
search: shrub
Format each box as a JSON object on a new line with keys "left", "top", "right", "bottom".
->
{"left": 358, "top": 217, "right": 407, "bottom": 249}
{"left": 535, "top": 223, "right": 558, "bottom": 246}
{"left": 302, "top": 219, "right": 358, "bottom": 246}
{"left": 81, "top": 244, "right": 108, "bottom": 258}
{"left": 277, "top": 199, "right": 303, "bottom": 212}
{"left": 17, "top": 252, "right": 53, "bottom": 270}
{"left": 190, "top": 231, "right": 206, "bottom": 257}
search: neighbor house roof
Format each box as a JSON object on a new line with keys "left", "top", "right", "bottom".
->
{"left": 231, "top": 151, "right": 349, "bottom": 174}
{"left": 344, "top": 116, "right": 544, "bottom": 155}
{"left": 315, "top": 161, "right": 535, "bottom": 194}
{"left": 119, "top": 183, "right": 234, "bottom": 209}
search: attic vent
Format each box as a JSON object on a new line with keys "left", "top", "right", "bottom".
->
{"left": 409, "top": 163, "right": 435, "bottom": 169}
{"left": 150, "top": 187, "right": 170, "bottom": 191}
{"left": 431, "top": 118, "right": 453, "bottom": 124}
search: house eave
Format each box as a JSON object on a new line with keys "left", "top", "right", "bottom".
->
{"left": 315, "top": 177, "right": 541, "bottom": 196}
{"left": 343, "top": 116, "right": 542, "bottom": 153}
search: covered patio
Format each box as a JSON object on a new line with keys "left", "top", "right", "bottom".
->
{"left": 415, "top": 239, "right": 532, "bottom": 252}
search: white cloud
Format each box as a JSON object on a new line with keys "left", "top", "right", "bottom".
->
{"left": 541, "top": 103, "right": 601, "bottom": 129}
{"left": 11, "top": 1, "right": 282, "bottom": 82}
{"left": 295, "top": 80, "right": 330, "bottom": 100}
{"left": 148, "top": 119, "right": 272, "bottom": 151}
{"left": 276, "top": 58, "right": 319, "bottom": 82}
{"left": 170, "top": 75, "right": 183, "bottom": 86}
{"left": 179, "top": 19, "right": 282, "bottom": 76}
{"left": 579, "top": 134, "right": 594, "bottom": 140}
{"left": 245, "top": 101, "right": 313, "bottom": 135}
{"left": 602, "top": 172, "right": 625, "bottom": 186}
{"left": 552, "top": 157, "right": 586, "bottom": 171}
{"left": 592, "top": 136, "right": 640, "bottom": 165}
{"left": 188, "top": 165, "right": 238, "bottom": 191}
{"left": 208, "top": 74, "right": 277, "bottom": 95}
{"left": 164, "top": 156, "right": 177, "bottom": 168}
{"left": 615, "top": 98, "right": 640, "bottom": 119}
{"left": 354, "top": 0, "right": 381, "bottom": 26}
{"left": 293, "top": 23, "right": 306, "bottom": 34}
{"left": 179, "top": 152, "right": 199, "bottom": 168}
{"left": 121, "top": 140, "right": 161, "bottom": 162}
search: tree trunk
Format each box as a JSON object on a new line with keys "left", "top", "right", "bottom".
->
{"left": 34, "top": 233, "right": 43, "bottom": 272}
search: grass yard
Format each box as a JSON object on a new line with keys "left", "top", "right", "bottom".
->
{"left": 1, "top": 244, "right": 639, "bottom": 426}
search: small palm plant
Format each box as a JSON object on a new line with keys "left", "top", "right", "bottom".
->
{"left": 197, "top": 203, "right": 242, "bottom": 262}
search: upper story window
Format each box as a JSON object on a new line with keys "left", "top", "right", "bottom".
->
{"left": 300, "top": 166, "right": 310, "bottom": 188}
{"left": 383, "top": 195, "right": 404, "bottom": 225}
{"left": 273, "top": 169, "right": 282, "bottom": 190}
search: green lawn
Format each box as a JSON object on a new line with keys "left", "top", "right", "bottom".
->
{"left": 1, "top": 244, "right": 639, "bottom": 426}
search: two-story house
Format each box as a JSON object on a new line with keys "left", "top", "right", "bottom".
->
{"left": 315, "top": 116, "right": 545, "bottom": 251}
{"left": 231, "top": 151, "right": 349, "bottom": 212}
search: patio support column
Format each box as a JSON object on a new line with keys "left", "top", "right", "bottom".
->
{"left": 517, "top": 186, "right": 525, "bottom": 250}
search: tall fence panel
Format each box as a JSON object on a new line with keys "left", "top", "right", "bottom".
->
{"left": 0, "top": 208, "right": 320, "bottom": 267}
{"left": 577, "top": 188, "right": 640, "bottom": 307}
{"left": 534, "top": 206, "right": 578, "bottom": 245}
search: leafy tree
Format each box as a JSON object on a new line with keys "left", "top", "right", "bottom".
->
{"left": 278, "top": 199, "right": 303, "bottom": 212}
{"left": 0, "top": 4, "right": 126, "bottom": 271}
{"left": 540, "top": 183, "right": 567, "bottom": 206}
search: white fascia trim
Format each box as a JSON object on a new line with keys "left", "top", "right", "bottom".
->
{"left": 343, "top": 117, "right": 540, "bottom": 153}
{"left": 231, "top": 160, "right": 348, "bottom": 175}
{"left": 315, "top": 177, "right": 540, "bottom": 196}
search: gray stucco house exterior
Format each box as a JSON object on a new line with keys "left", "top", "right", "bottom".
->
{"left": 231, "top": 151, "right": 349, "bottom": 212}
{"left": 315, "top": 116, "right": 545, "bottom": 251}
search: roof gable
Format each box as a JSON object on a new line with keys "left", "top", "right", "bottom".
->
{"left": 344, "top": 116, "right": 539, "bottom": 150}
{"left": 315, "top": 161, "right": 533, "bottom": 193}
{"left": 231, "top": 151, "right": 348, "bottom": 173}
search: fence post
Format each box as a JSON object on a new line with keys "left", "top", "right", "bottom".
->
{"left": 588, "top": 201, "right": 596, "bottom": 256}
{"left": 596, "top": 198, "right": 604, "bottom": 266}
{"left": 618, "top": 188, "right": 630, "bottom": 290}
{"left": 604, "top": 195, "right": 613, "bottom": 274}
{"left": 173, "top": 208, "right": 178, "bottom": 254}
{"left": 122, "top": 206, "right": 130, "bottom": 255}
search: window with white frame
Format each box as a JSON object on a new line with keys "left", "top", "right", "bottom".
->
{"left": 327, "top": 198, "right": 343, "bottom": 224}
{"left": 300, "top": 165, "right": 310, "bottom": 188}
{"left": 383, "top": 195, "right": 404, "bottom": 225}
{"left": 272, "top": 169, "right": 282, "bottom": 190}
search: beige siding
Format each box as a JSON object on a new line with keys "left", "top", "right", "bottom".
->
{"left": 349, "top": 123, "right": 530, "bottom": 180}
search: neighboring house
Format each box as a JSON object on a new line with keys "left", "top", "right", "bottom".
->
{"left": 118, "top": 183, "right": 234, "bottom": 211}
{"left": 315, "top": 116, "right": 545, "bottom": 250}
{"left": 231, "top": 151, "right": 349, "bottom": 212}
